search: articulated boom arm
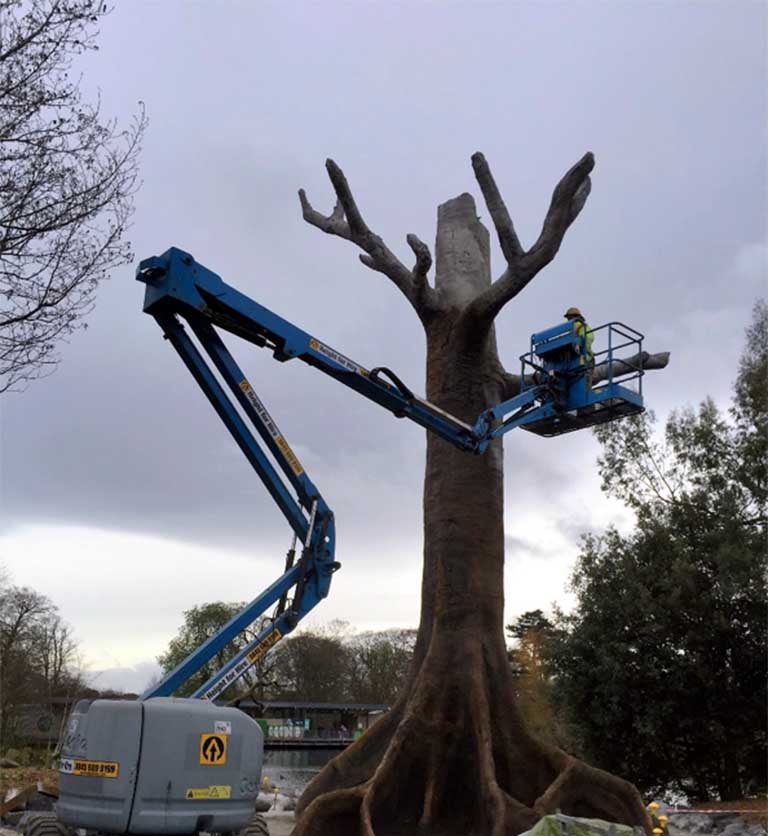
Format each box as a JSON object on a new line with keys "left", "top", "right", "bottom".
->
{"left": 138, "top": 247, "right": 645, "bottom": 701}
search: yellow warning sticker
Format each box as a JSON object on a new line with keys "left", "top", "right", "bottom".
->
{"left": 201, "top": 628, "right": 285, "bottom": 702}
{"left": 185, "top": 785, "right": 231, "bottom": 800}
{"left": 59, "top": 757, "right": 119, "bottom": 779}
{"left": 275, "top": 436, "right": 304, "bottom": 477}
{"left": 199, "top": 733, "right": 227, "bottom": 766}
{"left": 238, "top": 380, "right": 281, "bottom": 440}
{"left": 238, "top": 379, "right": 304, "bottom": 476}
{"left": 246, "top": 628, "right": 282, "bottom": 664}
{"left": 309, "top": 338, "right": 362, "bottom": 375}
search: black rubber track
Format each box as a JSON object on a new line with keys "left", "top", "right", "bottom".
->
{"left": 22, "top": 813, "right": 69, "bottom": 836}
{"left": 239, "top": 812, "right": 270, "bottom": 836}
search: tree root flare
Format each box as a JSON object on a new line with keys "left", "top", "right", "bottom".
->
{"left": 291, "top": 736, "right": 650, "bottom": 836}
{"left": 292, "top": 650, "right": 650, "bottom": 836}
{"left": 534, "top": 758, "right": 652, "bottom": 831}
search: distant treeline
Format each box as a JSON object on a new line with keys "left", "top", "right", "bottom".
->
{"left": 157, "top": 613, "right": 416, "bottom": 706}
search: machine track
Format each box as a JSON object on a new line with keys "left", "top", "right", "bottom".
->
{"left": 22, "top": 812, "right": 70, "bottom": 836}
{"left": 238, "top": 812, "right": 270, "bottom": 836}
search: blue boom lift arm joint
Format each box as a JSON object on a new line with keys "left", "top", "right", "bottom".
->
{"left": 137, "top": 248, "right": 480, "bottom": 454}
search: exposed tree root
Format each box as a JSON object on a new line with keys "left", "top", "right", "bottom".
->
{"left": 533, "top": 758, "right": 651, "bottom": 825}
{"left": 291, "top": 638, "right": 651, "bottom": 836}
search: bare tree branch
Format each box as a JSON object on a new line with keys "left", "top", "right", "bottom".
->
{"left": 298, "top": 191, "right": 350, "bottom": 240}
{"left": 325, "top": 159, "right": 367, "bottom": 238}
{"left": 525, "top": 153, "right": 594, "bottom": 275}
{"left": 471, "top": 152, "right": 523, "bottom": 263}
{"left": 501, "top": 351, "right": 671, "bottom": 401}
{"left": 299, "top": 159, "right": 436, "bottom": 319}
{"left": 406, "top": 233, "right": 432, "bottom": 284}
{"left": 0, "top": 2, "right": 146, "bottom": 393}
{"left": 592, "top": 350, "right": 670, "bottom": 385}
{"left": 468, "top": 152, "right": 595, "bottom": 325}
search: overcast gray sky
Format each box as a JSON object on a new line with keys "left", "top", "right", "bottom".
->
{"left": 1, "top": 1, "right": 765, "bottom": 693}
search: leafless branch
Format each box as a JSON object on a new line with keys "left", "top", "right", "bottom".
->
{"left": 299, "top": 159, "right": 435, "bottom": 319}
{"left": 0, "top": 2, "right": 146, "bottom": 393}
{"left": 406, "top": 233, "right": 432, "bottom": 284}
{"left": 501, "top": 351, "right": 671, "bottom": 400}
{"left": 471, "top": 152, "right": 523, "bottom": 264}
{"left": 468, "top": 151, "right": 594, "bottom": 325}
{"left": 592, "top": 351, "right": 670, "bottom": 384}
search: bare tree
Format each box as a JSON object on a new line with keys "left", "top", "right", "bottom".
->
{"left": 346, "top": 629, "right": 416, "bottom": 706}
{"left": 0, "top": 0, "right": 146, "bottom": 392}
{"left": 271, "top": 624, "right": 354, "bottom": 703}
{"left": 32, "top": 610, "right": 81, "bottom": 695}
{"left": 0, "top": 584, "right": 81, "bottom": 749}
{"left": 293, "top": 155, "right": 670, "bottom": 836}
{"left": 0, "top": 584, "right": 50, "bottom": 746}
{"left": 158, "top": 604, "right": 281, "bottom": 699}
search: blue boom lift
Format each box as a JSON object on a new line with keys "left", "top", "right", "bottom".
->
{"left": 136, "top": 247, "right": 645, "bottom": 703}
{"left": 53, "top": 247, "right": 646, "bottom": 836}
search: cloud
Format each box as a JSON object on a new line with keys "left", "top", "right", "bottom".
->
{"left": 86, "top": 661, "right": 161, "bottom": 696}
{"left": 727, "top": 241, "right": 767, "bottom": 294}
{"left": 1, "top": 0, "right": 764, "bottom": 670}
{"left": 505, "top": 535, "right": 556, "bottom": 560}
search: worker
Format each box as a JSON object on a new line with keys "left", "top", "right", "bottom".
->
{"left": 564, "top": 307, "right": 594, "bottom": 387}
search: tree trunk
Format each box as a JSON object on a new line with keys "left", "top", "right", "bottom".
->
{"left": 721, "top": 745, "right": 744, "bottom": 802}
{"left": 292, "top": 191, "right": 654, "bottom": 836}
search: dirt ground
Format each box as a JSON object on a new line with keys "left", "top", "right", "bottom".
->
{"left": 0, "top": 768, "right": 57, "bottom": 797}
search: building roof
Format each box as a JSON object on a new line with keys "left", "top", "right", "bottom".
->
{"left": 232, "top": 699, "right": 389, "bottom": 712}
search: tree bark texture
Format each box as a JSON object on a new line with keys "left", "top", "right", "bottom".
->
{"left": 292, "top": 156, "right": 668, "bottom": 836}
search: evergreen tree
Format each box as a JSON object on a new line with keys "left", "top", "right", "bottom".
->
{"left": 547, "top": 302, "right": 767, "bottom": 801}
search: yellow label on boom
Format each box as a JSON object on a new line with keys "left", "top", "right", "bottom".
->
{"left": 247, "top": 628, "right": 282, "bottom": 664}
{"left": 238, "top": 379, "right": 304, "bottom": 476}
{"left": 309, "top": 338, "right": 368, "bottom": 376}
{"left": 201, "top": 628, "right": 284, "bottom": 702}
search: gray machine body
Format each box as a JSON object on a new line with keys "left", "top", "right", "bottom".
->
{"left": 57, "top": 697, "right": 263, "bottom": 835}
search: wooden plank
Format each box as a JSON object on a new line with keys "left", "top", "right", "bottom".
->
{"left": 0, "top": 785, "right": 36, "bottom": 816}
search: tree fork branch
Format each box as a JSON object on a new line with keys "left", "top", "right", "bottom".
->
{"left": 469, "top": 152, "right": 595, "bottom": 326}
{"left": 471, "top": 152, "right": 523, "bottom": 263}
{"left": 406, "top": 233, "right": 431, "bottom": 285}
{"left": 525, "top": 152, "right": 594, "bottom": 275}
{"left": 299, "top": 159, "right": 436, "bottom": 319}
{"left": 325, "top": 159, "right": 367, "bottom": 238}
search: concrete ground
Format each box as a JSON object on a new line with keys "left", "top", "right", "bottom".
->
{"left": 265, "top": 813, "right": 295, "bottom": 836}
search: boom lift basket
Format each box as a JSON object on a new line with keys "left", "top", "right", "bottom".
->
{"left": 517, "top": 321, "right": 645, "bottom": 437}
